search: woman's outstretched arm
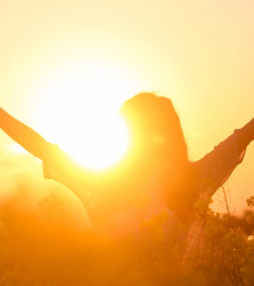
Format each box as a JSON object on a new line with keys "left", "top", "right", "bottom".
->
{"left": 237, "top": 118, "right": 254, "bottom": 152}
{"left": 0, "top": 108, "right": 104, "bottom": 194}
{"left": 0, "top": 108, "right": 50, "bottom": 160}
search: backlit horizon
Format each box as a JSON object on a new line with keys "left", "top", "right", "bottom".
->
{"left": 1, "top": 0, "right": 254, "bottom": 215}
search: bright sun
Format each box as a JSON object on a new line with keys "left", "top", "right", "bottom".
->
{"left": 28, "top": 59, "right": 139, "bottom": 170}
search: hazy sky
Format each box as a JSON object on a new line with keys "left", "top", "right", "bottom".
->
{"left": 1, "top": 0, "right": 254, "bottom": 215}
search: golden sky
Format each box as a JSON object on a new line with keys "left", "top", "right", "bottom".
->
{"left": 0, "top": 0, "right": 254, "bottom": 216}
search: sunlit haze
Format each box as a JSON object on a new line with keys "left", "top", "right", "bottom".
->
{"left": 1, "top": 0, "right": 254, "bottom": 214}
{"left": 28, "top": 60, "right": 134, "bottom": 169}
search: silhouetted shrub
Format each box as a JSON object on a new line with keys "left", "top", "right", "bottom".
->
{"left": 0, "top": 187, "right": 254, "bottom": 285}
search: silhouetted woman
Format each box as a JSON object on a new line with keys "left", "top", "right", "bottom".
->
{"left": 0, "top": 92, "right": 253, "bottom": 261}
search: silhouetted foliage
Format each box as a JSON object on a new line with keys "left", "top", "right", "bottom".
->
{"left": 0, "top": 186, "right": 254, "bottom": 285}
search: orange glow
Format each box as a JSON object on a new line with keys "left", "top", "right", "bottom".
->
{"left": 28, "top": 60, "right": 136, "bottom": 170}
{"left": 1, "top": 0, "right": 254, "bottom": 214}
{"left": 2, "top": 1, "right": 254, "bottom": 283}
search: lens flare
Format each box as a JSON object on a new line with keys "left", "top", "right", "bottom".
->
{"left": 68, "top": 113, "right": 129, "bottom": 170}
{"left": 29, "top": 60, "right": 136, "bottom": 170}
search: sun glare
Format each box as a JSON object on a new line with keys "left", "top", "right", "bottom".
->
{"left": 29, "top": 59, "right": 138, "bottom": 170}
{"left": 70, "top": 113, "right": 129, "bottom": 170}
{"left": 11, "top": 144, "right": 27, "bottom": 154}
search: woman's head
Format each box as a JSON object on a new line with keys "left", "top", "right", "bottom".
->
{"left": 119, "top": 92, "right": 197, "bottom": 219}
{"left": 119, "top": 92, "right": 189, "bottom": 169}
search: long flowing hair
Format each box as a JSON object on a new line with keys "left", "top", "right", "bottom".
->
{"left": 118, "top": 92, "right": 198, "bottom": 220}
